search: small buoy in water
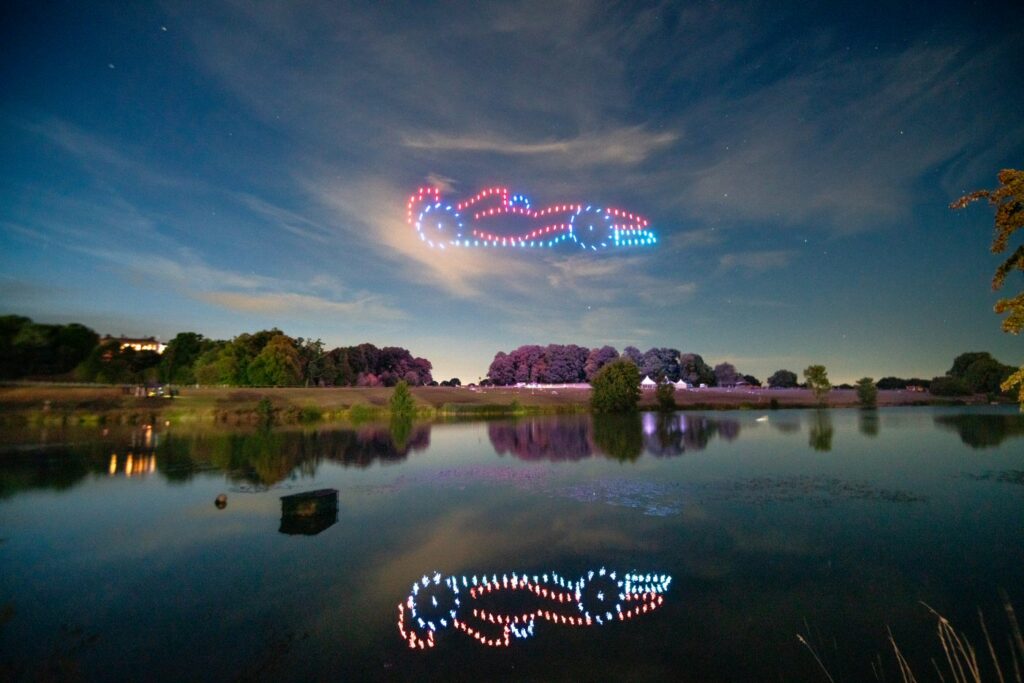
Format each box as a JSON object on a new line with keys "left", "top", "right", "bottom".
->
{"left": 215, "top": 494, "right": 227, "bottom": 509}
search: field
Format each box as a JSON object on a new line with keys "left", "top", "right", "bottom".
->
{"left": 0, "top": 382, "right": 979, "bottom": 427}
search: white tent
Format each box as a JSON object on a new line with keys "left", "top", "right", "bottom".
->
{"left": 640, "top": 375, "right": 657, "bottom": 389}
{"left": 674, "top": 379, "right": 689, "bottom": 389}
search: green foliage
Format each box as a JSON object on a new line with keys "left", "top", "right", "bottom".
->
{"left": 767, "top": 369, "right": 798, "bottom": 388}
{"left": 590, "top": 359, "right": 641, "bottom": 413}
{"left": 952, "top": 168, "right": 1024, "bottom": 334}
{"left": 348, "top": 404, "right": 381, "bottom": 423}
{"left": 932, "top": 351, "right": 1016, "bottom": 398}
{"left": 803, "top": 365, "right": 831, "bottom": 404}
{"left": 655, "top": 381, "right": 676, "bottom": 412}
{"left": 948, "top": 352, "right": 994, "bottom": 379}
{"left": 0, "top": 315, "right": 99, "bottom": 379}
{"left": 246, "top": 335, "right": 301, "bottom": 386}
{"left": 74, "top": 340, "right": 161, "bottom": 383}
{"left": 299, "top": 405, "right": 322, "bottom": 423}
{"left": 855, "top": 377, "right": 878, "bottom": 408}
{"left": 159, "top": 332, "right": 213, "bottom": 384}
{"left": 192, "top": 343, "right": 234, "bottom": 385}
{"left": 953, "top": 169, "right": 1024, "bottom": 410}
{"left": 929, "top": 376, "right": 971, "bottom": 396}
{"left": 1004, "top": 367, "right": 1024, "bottom": 411}
{"left": 389, "top": 380, "right": 416, "bottom": 418}
{"left": 962, "top": 356, "right": 1015, "bottom": 395}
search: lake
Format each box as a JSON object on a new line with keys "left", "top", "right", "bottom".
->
{"left": 1, "top": 406, "right": 1022, "bottom": 681}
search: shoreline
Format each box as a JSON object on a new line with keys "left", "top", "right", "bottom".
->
{"left": 0, "top": 383, "right": 998, "bottom": 427}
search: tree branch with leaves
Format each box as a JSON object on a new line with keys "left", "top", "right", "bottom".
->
{"left": 952, "top": 168, "right": 1024, "bottom": 407}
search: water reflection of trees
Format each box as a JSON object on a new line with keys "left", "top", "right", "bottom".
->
{"left": 0, "top": 424, "right": 432, "bottom": 496}
{"left": 934, "top": 413, "right": 1024, "bottom": 449}
{"left": 808, "top": 410, "right": 834, "bottom": 452}
{"left": 489, "top": 416, "right": 594, "bottom": 461}
{"left": 488, "top": 413, "right": 742, "bottom": 461}
{"left": 642, "top": 413, "right": 741, "bottom": 457}
{"left": 161, "top": 425, "right": 432, "bottom": 486}
{"left": 858, "top": 410, "right": 880, "bottom": 437}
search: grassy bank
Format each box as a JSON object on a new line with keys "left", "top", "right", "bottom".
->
{"left": 0, "top": 383, "right": 989, "bottom": 427}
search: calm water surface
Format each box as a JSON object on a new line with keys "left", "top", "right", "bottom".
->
{"left": 1, "top": 406, "right": 1023, "bottom": 681}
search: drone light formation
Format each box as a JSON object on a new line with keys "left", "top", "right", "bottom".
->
{"left": 396, "top": 567, "right": 671, "bottom": 649}
{"left": 406, "top": 186, "right": 658, "bottom": 252}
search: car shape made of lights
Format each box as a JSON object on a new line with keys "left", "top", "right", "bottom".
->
{"left": 407, "top": 186, "right": 657, "bottom": 252}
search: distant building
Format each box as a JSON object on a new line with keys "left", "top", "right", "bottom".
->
{"left": 102, "top": 335, "right": 167, "bottom": 354}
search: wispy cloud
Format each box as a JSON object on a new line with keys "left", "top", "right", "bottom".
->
{"left": 231, "top": 192, "right": 335, "bottom": 244}
{"left": 199, "top": 291, "right": 400, "bottom": 318}
{"left": 72, "top": 245, "right": 406, "bottom": 322}
{"left": 718, "top": 250, "right": 795, "bottom": 274}
{"left": 672, "top": 40, "right": 1023, "bottom": 231}
{"left": 403, "top": 126, "right": 678, "bottom": 166}
{"left": 311, "top": 175, "right": 546, "bottom": 299}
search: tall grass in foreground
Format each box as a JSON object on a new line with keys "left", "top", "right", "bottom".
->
{"left": 799, "top": 595, "right": 1024, "bottom": 682}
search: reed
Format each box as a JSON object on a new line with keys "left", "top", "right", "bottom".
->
{"left": 800, "top": 597, "right": 1022, "bottom": 682}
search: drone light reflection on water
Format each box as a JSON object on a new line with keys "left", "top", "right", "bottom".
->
{"left": 396, "top": 568, "right": 671, "bottom": 649}
{"left": 406, "top": 186, "right": 658, "bottom": 252}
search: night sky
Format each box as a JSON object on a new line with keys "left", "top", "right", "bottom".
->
{"left": 2, "top": 1, "right": 1022, "bottom": 383}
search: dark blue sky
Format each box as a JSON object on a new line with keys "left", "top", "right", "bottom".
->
{"left": 2, "top": 1, "right": 1021, "bottom": 382}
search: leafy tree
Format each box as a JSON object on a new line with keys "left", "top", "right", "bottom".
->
{"left": 295, "top": 338, "right": 329, "bottom": 387}
{"left": 590, "top": 358, "right": 641, "bottom": 413}
{"left": 0, "top": 316, "right": 99, "bottom": 378}
{"left": 509, "top": 345, "right": 545, "bottom": 383}
{"left": 487, "top": 351, "right": 516, "bottom": 385}
{"left": 713, "top": 362, "right": 740, "bottom": 387}
{"left": 929, "top": 376, "right": 971, "bottom": 396}
{"left": 541, "top": 344, "right": 588, "bottom": 383}
{"left": 803, "top": 365, "right": 831, "bottom": 404}
{"left": 679, "top": 353, "right": 715, "bottom": 386}
{"left": 192, "top": 342, "right": 236, "bottom": 385}
{"left": 160, "top": 332, "right": 211, "bottom": 384}
{"left": 246, "top": 335, "right": 301, "bottom": 386}
{"left": 584, "top": 346, "right": 618, "bottom": 381}
{"left": 742, "top": 374, "right": 762, "bottom": 387}
{"left": 622, "top": 346, "right": 644, "bottom": 368}
{"left": 952, "top": 169, "right": 1024, "bottom": 407}
{"left": 855, "top": 377, "right": 878, "bottom": 408}
{"left": 389, "top": 380, "right": 416, "bottom": 418}
{"left": 641, "top": 347, "right": 681, "bottom": 381}
{"left": 948, "top": 352, "right": 995, "bottom": 379}
{"left": 75, "top": 340, "right": 160, "bottom": 383}
{"left": 331, "top": 347, "right": 355, "bottom": 386}
{"left": 767, "top": 369, "right": 798, "bottom": 388}
{"left": 952, "top": 169, "right": 1024, "bottom": 334}
{"left": 0, "top": 315, "right": 31, "bottom": 378}
{"left": 962, "top": 356, "right": 1015, "bottom": 395}
{"left": 52, "top": 323, "right": 100, "bottom": 374}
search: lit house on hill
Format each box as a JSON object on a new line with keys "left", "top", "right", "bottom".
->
{"left": 102, "top": 335, "right": 167, "bottom": 354}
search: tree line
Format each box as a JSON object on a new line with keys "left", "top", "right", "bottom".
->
{"left": 486, "top": 344, "right": 760, "bottom": 387}
{"left": 0, "top": 315, "right": 434, "bottom": 387}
